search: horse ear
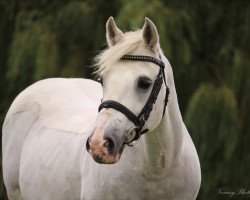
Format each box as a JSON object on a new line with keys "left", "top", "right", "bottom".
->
{"left": 142, "top": 18, "right": 159, "bottom": 50}
{"left": 106, "top": 17, "right": 124, "bottom": 47}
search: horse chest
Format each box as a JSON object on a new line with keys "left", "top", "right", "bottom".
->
{"left": 80, "top": 146, "right": 171, "bottom": 200}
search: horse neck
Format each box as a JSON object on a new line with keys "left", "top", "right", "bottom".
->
{"left": 140, "top": 54, "right": 185, "bottom": 179}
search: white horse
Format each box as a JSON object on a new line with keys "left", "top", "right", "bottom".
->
{"left": 2, "top": 17, "right": 201, "bottom": 200}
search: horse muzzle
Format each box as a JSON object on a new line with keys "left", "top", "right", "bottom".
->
{"left": 86, "top": 129, "right": 125, "bottom": 164}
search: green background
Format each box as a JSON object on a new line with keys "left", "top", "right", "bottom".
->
{"left": 0, "top": 0, "right": 249, "bottom": 199}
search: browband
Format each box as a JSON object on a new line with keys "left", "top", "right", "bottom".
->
{"left": 121, "top": 55, "right": 165, "bottom": 68}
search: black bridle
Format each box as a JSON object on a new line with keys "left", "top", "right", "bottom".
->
{"left": 98, "top": 55, "right": 170, "bottom": 144}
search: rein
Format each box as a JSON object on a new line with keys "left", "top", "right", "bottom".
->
{"left": 98, "top": 55, "right": 170, "bottom": 144}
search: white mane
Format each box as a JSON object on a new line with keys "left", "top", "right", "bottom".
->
{"left": 94, "top": 30, "right": 143, "bottom": 74}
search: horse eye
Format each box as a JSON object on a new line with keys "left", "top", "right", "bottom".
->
{"left": 97, "top": 77, "right": 103, "bottom": 85}
{"left": 138, "top": 76, "right": 152, "bottom": 89}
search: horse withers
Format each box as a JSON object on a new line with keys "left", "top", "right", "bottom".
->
{"left": 2, "top": 17, "right": 201, "bottom": 200}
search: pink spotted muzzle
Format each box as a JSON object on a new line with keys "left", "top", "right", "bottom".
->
{"left": 86, "top": 127, "right": 125, "bottom": 164}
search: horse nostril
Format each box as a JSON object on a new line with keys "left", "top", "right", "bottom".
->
{"left": 86, "top": 137, "right": 91, "bottom": 151}
{"left": 104, "top": 138, "right": 115, "bottom": 154}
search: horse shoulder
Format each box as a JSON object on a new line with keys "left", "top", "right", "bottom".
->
{"left": 2, "top": 78, "right": 101, "bottom": 199}
{"left": 5, "top": 78, "right": 101, "bottom": 133}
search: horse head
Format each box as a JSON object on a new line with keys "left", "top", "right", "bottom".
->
{"left": 86, "top": 17, "right": 168, "bottom": 164}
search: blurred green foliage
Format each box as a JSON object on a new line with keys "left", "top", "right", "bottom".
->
{"left": 0, "top": 0, "right": 249, "bottom": 199}
{"left": 185, "top": 83, "right": 239, "bottom": 199}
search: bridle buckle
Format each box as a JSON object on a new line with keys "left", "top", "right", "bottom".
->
{"left": 125, "top": 126, "right": 141, "bottom": 146}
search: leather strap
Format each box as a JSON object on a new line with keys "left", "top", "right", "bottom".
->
{"left": 98, "top": 100, "right": 140, "bottom": 126}
{"left": 121, "top": 55, "right": 165, "bottom": 68}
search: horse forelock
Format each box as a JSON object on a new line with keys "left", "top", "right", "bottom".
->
{"left": 93, "top": 30, "right": 148, "bottom": 75}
